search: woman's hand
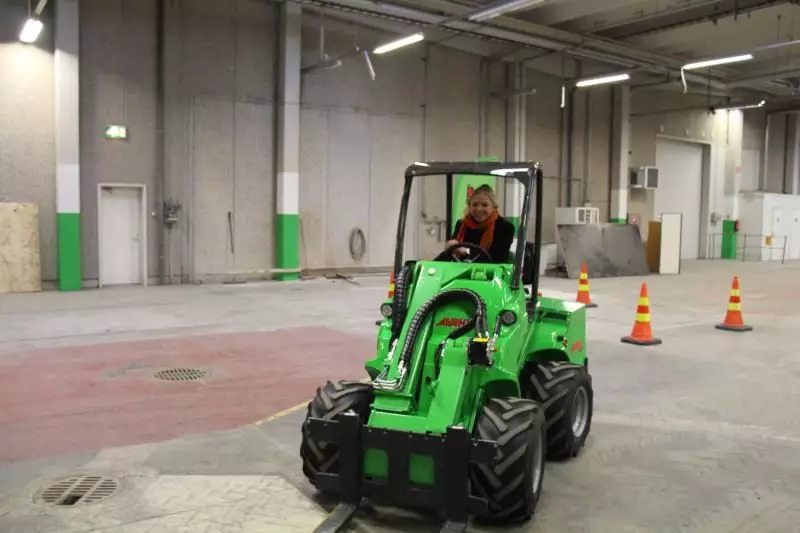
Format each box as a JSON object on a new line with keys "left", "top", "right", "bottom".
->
{"left": 444, "top": 239, "right": 467, "bottom": 257}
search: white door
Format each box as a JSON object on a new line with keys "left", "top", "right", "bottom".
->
{"left": 99, "top": 186, "right": 142, "bottom": 285}
{"left": 655, "top": 139, "right": 704, "bottom": 259}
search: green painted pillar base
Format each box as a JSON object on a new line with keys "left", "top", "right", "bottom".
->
{"left": 721, "top": 219, "right": 738, "bottom": 260}
{"left": 609, "top": 217, "right": 627, "bottom": 224}
{"left": 275, "top": 214, "right": 300, "bottom": 281}
{"left": 57, "top": 213, "right": 82, "bottom": 291}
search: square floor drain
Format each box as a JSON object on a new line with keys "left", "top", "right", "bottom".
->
{"left": 36, "top": 475, "right": 120, "bottom": 506}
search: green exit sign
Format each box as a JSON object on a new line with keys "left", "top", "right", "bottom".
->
{"left": 104, "top": 125, "right": 128, "bottom": 140}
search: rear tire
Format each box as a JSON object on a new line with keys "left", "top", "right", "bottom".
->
{"left": 525, "top": 361, "right": 593, "bottom": 461}
{"left": 470, "top": 397, "right": 546, "bottom": 525}
{"left": 299, "top": 380, "right": 374, "bottom": 488}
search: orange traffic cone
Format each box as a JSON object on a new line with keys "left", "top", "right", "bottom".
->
{"left": 576, "top": 262, "right": 597, "bottom": 308}
{"left": 621, "top": 282, "right": 662, "bottom": 346}
{"left": 715, "top": 276, "right": 753, "bottom": 332}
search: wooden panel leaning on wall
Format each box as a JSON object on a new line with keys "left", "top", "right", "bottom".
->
{"left": 0, "top": 202, "right": 43, "bottom": 293}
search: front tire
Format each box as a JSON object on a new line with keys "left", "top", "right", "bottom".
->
{"left": 525, "top": 361, "right": 593, "bottom": 460}
{"left": 470, "top": 397, "right": 546, "bottom": 525}
{"left": 299, "top": 380, "right": 374, "bottom": 488}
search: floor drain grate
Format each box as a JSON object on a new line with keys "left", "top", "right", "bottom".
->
{"left": 36, "top": 476, "right": 120, "bottom": 506}
{"left": 153, "top": 367, "right": 208, "bottom": 382}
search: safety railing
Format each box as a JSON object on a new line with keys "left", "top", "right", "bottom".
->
{"left": 708, "top": 233, "right": 788, "bottom": 263}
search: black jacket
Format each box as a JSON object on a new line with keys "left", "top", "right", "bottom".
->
{"left": 451, "top": 216, "right": 516, "bottom": 263}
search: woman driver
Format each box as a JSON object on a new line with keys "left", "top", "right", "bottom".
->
{"left": 443, "top": 184, "right": 515, "bottom": 263}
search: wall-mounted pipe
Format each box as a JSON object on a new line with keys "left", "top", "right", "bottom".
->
{"left": 558, "top": 87, "right": 565, "bottom": 206}
{"left": 34, "top": 0, "right": 49, "bottom": 16}
{"left": 156, "top": 0, "right": 167, "bottom": 285}
{"left": 566, "top": 86, "right": 575, "bottom": 206}
{"left": 782, "top": 113, "right": 791, "bottom": 193}
{"left": 607, "top": 87, "right": 615, "bottom": 218}
{"left": 583, "top": 89, "right": 591, "bottom": 205}
{"left": 479, "top": 58, "right": 488, "bottom": 156}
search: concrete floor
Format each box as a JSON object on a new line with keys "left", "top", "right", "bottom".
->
{"left": 1, "top": 260, "right": 800, "bottom": 532}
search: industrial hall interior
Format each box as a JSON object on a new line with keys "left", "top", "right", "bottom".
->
{"left": 3, "top": 0, "right": 800, "bottom": 532}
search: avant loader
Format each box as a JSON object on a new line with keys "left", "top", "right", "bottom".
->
{"left": 300, "top": 161, "right": 594, "bottom": 532}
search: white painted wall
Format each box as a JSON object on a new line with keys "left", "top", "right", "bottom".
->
{"left": 299, "top": 15, "right": 424, "bottom": 270}
{"left": 741, "top": 148, "right": 760, "bottom": 192}
{"left": 742, "top": 109, "right": 765, "bottom": 190}
{"left": 4, "top": 1, "right": 798, "bottom": 282}
{"left": 0, "top": 1, "right": 57, "bottom": 282}
{"left": 628, "top": 90, "right": 756, "bottom": 256}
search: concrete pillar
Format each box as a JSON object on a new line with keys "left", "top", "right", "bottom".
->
{"left": 790, "top": 113, "right": 800, "bottom": 195}
{"left": 275, "top": 2, "right": 302, "bottom": 281}
{"left": 609, "top": 85, "right": 630, "bottom": 223}
{"left": 55, "top": 0, "right": 81, "bottom": 290}
{"left": 725, "top": 110, "right": 744, "bottom": 219}
{"left": 504, "top": 63, "right": 526, "bottom": 230}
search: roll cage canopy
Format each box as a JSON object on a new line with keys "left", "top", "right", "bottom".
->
{"left": 404, "top": 161, "right": 540, "bottom": 187}
{"left": 393, "top": 161, "right": 544, "bottom": 293}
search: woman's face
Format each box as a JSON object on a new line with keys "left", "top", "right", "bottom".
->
{"left": 468, "top": 192, "right": 494, "bottom": 223}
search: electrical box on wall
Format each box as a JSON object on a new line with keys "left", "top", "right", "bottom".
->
{"left": 555, "top": 207, "right": 600, "bottom": 226}
{"left": 629, "top": 166, "right": 659, "bottom": 189}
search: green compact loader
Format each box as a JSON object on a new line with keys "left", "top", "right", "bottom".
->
{"left": 300, "top": 161, "right": 593, "bottom": 533}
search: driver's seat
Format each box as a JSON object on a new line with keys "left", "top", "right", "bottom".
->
{"left": 510, "top": 238, "right": 535, "bottom": 299}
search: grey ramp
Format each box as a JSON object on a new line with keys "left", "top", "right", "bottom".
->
{"left": 557, "top": 223, "right": 650, "bottom": 279}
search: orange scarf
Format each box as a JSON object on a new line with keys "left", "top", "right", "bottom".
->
{"left": 456, "top": 211, "right": 499, "bottom": 250}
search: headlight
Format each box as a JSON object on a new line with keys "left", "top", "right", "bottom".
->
{"left": 500, "top": 310, "right": 516, "bottom": 326}
{"left": 380, "top": 303, "right": 393, "bottom": 317}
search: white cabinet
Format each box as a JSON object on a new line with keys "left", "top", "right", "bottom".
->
{"left": 738, "top": 192, "right": 800, "bottom": 261}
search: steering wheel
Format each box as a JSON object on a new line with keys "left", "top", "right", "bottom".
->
{"left": 434, "top": 241, "right": 493, "bottom": 263}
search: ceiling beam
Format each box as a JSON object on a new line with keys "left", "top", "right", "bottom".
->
{"left": 375, "top": 0, "right": 797, "bottom": 92}
{"left": 726, "top": 67, "right": 800, "bottom": 86}
{"left": 516, "top": 0, "right": 643, "bottom": 26}
{"left": 295, "top": 0, "right": 796, "bottom": 94}
{"left": 596, "top": 0, "right": 787, "bottom": 39}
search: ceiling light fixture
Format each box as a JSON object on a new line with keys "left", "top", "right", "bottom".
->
{"left": 468, "top": 0, "right": 547, "bottom": 22}
{"left": 713, "top": 99, "right": 766, "bottom": 111}
{"left": 301, "top": 56, "right": 342, "bottom": 75}
{"left": 373, "top": 32, "right": 425, "bottom": 55}
{"left": 682, "top": 53, "right": 754, "bottom": 70}
{"left": 575, "top": 73, "right": 630, "bottom": 88}
{"left": 19, "top": 17, "right": 43, "bottom": 43}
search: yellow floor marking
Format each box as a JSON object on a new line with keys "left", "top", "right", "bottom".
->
{"left": 255, "top": 377, "right": 372, "bottom": 425}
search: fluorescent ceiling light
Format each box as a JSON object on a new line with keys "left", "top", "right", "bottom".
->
{"left": 468, "top": 0, "right": 546, "bottom": 22}
{"left": 683, "top": 53, "right": 753, "bottom": 70}
{"left": 19, "top": 18, "right": 43, "bottom": 44}
{"left": 373, "top": 33, "right": 424, "bottom": 55}
{"left": 575, "top": 73, "right": 630, "bottom": 88}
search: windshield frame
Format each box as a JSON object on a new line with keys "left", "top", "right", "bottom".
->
{"left": 392, "top": 161, "right": 542, "bottom": 292}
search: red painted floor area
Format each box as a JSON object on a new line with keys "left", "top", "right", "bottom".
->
{"left": 0, "top": 327, "right": 374, "bottom": 464}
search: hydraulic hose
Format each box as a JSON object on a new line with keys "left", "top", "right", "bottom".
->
{"left": 375, "top": 288, "right": 488, "bottom": 391}
{"left": 391, "top": 263, "right": 414, "bottom": 339}
{"left": 399, "top": 288, "right": 488, "bottom": 369}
